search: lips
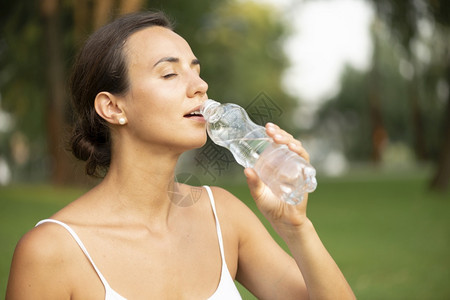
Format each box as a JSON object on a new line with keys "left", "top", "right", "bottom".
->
{"left": 183, "top": 105, "right": 203, "bottom": 118}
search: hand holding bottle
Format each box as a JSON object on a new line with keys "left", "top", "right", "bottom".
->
{"left": 201, "top": 99, "right": 317, "bottom": 206}
{"left": 244, "top": 122, "right": 311, "bottom": 227}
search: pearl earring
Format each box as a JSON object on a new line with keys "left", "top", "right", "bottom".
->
{"left": 119, "top": 117, "right": 126, "bottom": 125}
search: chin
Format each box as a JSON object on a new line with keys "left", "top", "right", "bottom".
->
{"left": 182, "top": 132, "right": 208, "bottom": 151}
{"left": 192, "top": 135, "right": 208, "bottom": 149}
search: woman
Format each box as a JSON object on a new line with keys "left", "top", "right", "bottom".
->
{"left": 6, "top": 11, "right": 355, "bottom": 299}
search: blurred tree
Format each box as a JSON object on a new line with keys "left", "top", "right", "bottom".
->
{"left": 427, "top": 0, "right": 450, "bottom": 191}
{"left": 0, "top": 1, "right": 48, "bottom": 181}
{"left": 315, "top": 65, "right": 372, "bottom": 162}
{"left": 40, "top": 0, "right": 71, "bottom": 184}
{"left": 316, "top": 19, "right": 411, "bottom": 163}
{"left": 368, "top": 0, "right": 450, "bottom": 190}
{"left": 197, "top": 1, "right": 295, "bottom": 115}
{"left": 370, "top": 0, "right": 429, "bottom": 161}
{"left": 73, "top": 0, "right": 145, "bottom": 45}
{"left": 368, "top": 20, "right": 388, "bottom": 164}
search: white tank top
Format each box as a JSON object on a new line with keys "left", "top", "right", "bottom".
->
{"left": 36, "top": 186, "right": 242, "bottom": 300}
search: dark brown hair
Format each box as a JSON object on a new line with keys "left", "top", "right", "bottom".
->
{"left": 69, "top": 11, "right": 173, "bottom": 177}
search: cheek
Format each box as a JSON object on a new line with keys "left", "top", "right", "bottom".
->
{"left": 125, "top": 78, "right": 184, "bottom": 137}
{"left": 127, "top": 97, "right": 179, "bottom": 139}
{"left": 128, "top": 84, "right": 174, "bottom": 119}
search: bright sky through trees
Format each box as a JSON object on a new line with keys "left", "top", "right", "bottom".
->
{"left": 256, "top": 0, "right": 374, "bottom": 104}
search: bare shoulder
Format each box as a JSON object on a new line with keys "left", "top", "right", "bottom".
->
{"left": 207, "top": 186, "right": 254, "bottom": 215}
{"left": 16, "top": 221, "right": 76, "bottom": 260}
{"left": 207, "top": 186, "right": 263, "bottom": 233}
{"left": 6, "top": 222, "right": 76, "bottom": 299}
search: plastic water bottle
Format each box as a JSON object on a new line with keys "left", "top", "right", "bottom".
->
{"left": 201, "top": 99, "right": 317, "bottom": 205}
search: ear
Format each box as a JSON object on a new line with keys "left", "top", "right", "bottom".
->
{"left": 94, "top": 92, "right": 127, "bottom": 125}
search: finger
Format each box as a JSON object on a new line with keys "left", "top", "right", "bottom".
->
{"left": 266, "top": 123, "right": 293, "bottom": 143}
{"left": 288, "top": 142, "right": 310, "bottom": 163}
{"left": 266, "top": 122, "right": 279, "bottom": 130}
{"left": 272, "top": 133, "right": 294, "bottom": 144}
{"left": 265, "top": 123, "right": 311, "bottom": 163}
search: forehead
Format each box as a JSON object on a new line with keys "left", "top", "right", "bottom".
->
{"left": 124, "top": 26, "right": 195, "bottom": 66}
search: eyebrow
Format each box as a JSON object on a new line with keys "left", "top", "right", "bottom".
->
{"left": 153, "top": 57, "right": 200, "bottom": 67}
{"left": 191, "top": 58, "right": 200, "bottom": 66}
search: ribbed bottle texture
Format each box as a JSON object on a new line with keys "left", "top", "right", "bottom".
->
{"left": 201, "top": 99, "right": 317, "bottom": 205}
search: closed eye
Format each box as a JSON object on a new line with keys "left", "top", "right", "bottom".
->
{"left": 163, "top": 73, "right": 177, "bottom": 79}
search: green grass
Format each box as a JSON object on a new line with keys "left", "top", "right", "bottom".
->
{"left": 1, "top": 173, "right": 449, "bottom": 299}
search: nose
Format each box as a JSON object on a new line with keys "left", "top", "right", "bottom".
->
{"left": 188, "top": 72, "right": 208, "bottom": 98}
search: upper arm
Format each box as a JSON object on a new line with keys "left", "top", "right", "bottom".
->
{"left": 6, "top": 226, "right": 72, "bottom": 300}
{"left": 213, "top": 187, "right": 308, "bottom": 300}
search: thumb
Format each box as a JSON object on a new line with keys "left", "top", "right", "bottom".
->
{"left": 244, "top": 168, "right": 266, "bottom": 202}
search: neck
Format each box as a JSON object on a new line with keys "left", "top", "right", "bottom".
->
{"left": 95, "top": 142, "right": 184, "bottom": 227}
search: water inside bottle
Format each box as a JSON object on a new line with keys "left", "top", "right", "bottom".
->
{"left": 254, "top": 142, "right": 317, "bottom": 204}
{"left": 217, "top": 136, "right": 271, "bottom": 168}
{"left": 203, "top": 99, "right": 317, "bottom": 205}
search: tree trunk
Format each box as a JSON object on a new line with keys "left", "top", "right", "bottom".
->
{"left": 430, "top": 61, "right": 450, "bottom": 191}
{"left": 94, "top": 0, "right": 115, "bottom": 30}
{"left": 368, "top": 75, "right": 387, "bottom": 164}
{"left": 73, "top": 0, "right": 90, "bottom": 44}
{"left": 41, "top": 0, "right": 73, "bottom": 185}
{"left": 119, "top": 0, "right": 144, "bottom": 15}
{"left": 369, "top": 24, "right": 388, "bottom": 164}
{"left": 409, "top": 56, "right": 428, "bottom": 161}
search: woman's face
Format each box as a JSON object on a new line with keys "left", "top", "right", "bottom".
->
{"left": 120, "top": 26, "right": 208, "bottom": 153}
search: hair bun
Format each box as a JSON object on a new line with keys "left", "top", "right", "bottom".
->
{"left": 70, "top": 122, "right": 110, "bottom": 176}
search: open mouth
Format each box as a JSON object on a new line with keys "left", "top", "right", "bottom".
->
{"left": 183, "top": 109, "right": 203, "bottom": 118}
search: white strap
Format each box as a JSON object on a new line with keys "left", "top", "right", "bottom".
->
{"left": 203, "top": 186, "right": 226, "bottom": 262}
{"left": 203, "top": 186, "right": 242, "bottom": 300}
{"left": 35, "top": 219, "right": 112, "bottom": 290}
